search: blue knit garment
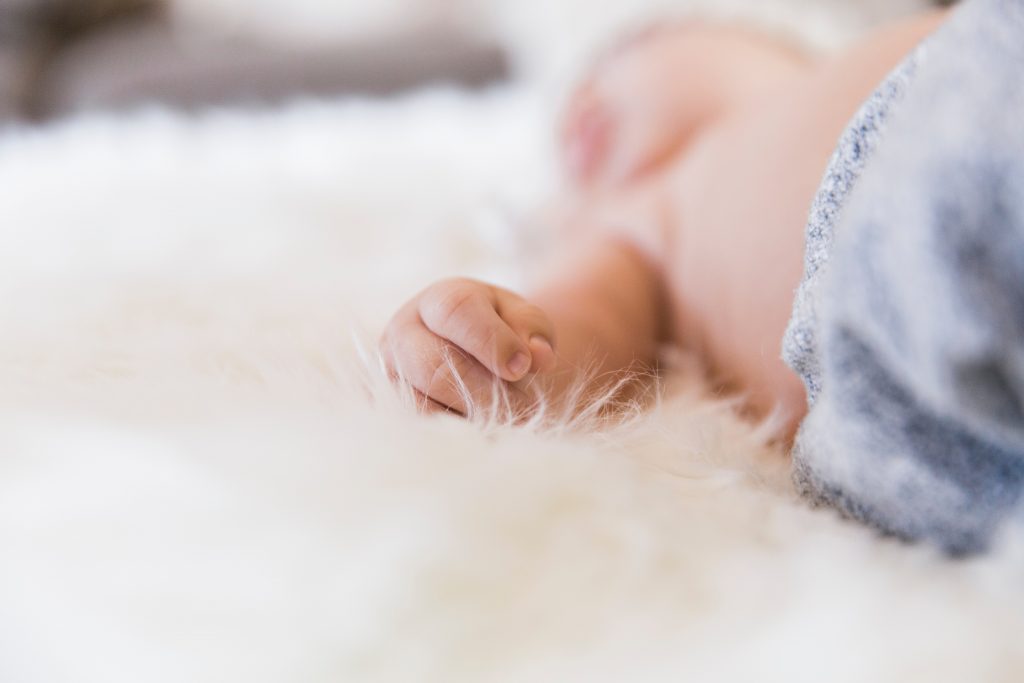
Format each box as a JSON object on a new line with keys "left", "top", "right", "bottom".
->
{"left": 783, "top": 0, "right": 1024, "bottom": 555}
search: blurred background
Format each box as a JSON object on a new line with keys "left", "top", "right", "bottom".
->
{"left": 0, "top": 0, "right": 954, "bottom": 124}
{"left": 0, "top": 0, "right": 509, "bottom": 122}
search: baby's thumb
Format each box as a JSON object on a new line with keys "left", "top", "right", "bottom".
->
{"left": 526, "top": 334, "right": 557, "bottom": 374}
{"left": 497, "top": 294, "right": 557, "bottom": 375}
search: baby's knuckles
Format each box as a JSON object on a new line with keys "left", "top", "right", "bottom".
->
{"left": 417, "top": 278, "right": 528, "bottom": 378}
{"left": 418, "top": 278, "right": 490, "bottom": 337}
{"left": 380, "top": 277, "right": 499, "bottom": 384}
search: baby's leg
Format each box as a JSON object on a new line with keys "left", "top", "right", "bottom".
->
{"left": 792, "top": 0, "right": 1024, "bottom": 555}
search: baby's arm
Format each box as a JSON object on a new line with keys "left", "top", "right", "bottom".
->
{"left": 529, "top": 236, "right": 667, "bottom": 402}
{"left": 380, "top": 235, "right": 667, "bottom": 416}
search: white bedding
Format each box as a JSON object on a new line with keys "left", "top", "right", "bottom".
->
{"left": 3, "top": 3, "right": 1024, "bottom": 681}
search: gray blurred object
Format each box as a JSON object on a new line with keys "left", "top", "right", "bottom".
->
{"left": 0, "top": 0, "right": 46, "bottom": 120}
{"left": 0, "top": 0, "right": 157, "bottom": 117}
{"left": 0, "top": 0, "right": 506, "bottom": 122}
{"left": 0, "top": 38, "right": 29, "bottom": 119}
{"left": 35, "top": 20, "right": 506, "bottom": 118}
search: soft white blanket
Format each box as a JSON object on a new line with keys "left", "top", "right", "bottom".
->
{"left": 3, "top": 8, "right": 1024, "bottom": 682}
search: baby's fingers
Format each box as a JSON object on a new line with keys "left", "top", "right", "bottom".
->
{"left": 494, "top": 291, "right": 557, "bottom": 374}
{"left": 419, "top": 280, "right": 553, "bottom": 382}
{"left": 382, "top": 318, "right": 527, "bottom": 417}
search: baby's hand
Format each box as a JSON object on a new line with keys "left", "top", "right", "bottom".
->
{"left": 380, "top": 278, "right": 557, "bottom": 415}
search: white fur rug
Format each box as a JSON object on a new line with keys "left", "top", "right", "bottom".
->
{"left": 4, "top": 7, "right": 1024, "bottom": 682}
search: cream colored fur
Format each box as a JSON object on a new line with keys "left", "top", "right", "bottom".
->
{"left": 3, "top": 3, "right": 1024, "bottom": 681}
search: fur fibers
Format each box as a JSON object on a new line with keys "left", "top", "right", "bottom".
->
{"left": 3, "top": 5, "right": 1024, "bottom": 680}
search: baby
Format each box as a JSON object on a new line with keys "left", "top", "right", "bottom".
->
{"left": 380, "top": 10, "right": 948, "bottom": 435}
{"left": 383, "top": 0, "right": 1024, "bottom": 554}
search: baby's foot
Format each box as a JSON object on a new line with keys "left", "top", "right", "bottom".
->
{"left": 561, "top": 22, "right": 810, "bottom": 189}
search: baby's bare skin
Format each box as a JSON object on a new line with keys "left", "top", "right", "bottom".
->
{"left": 381, "top": 10, "right": 949, "bottom": 434}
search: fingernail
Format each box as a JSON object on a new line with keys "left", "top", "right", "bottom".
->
{"left": 507, "top": 351, "right": 530, "bottom": 378}
{"left": 529, "top": 335, "right": 556, "bottom": 372}
{"left": 529, "top": 335, "right": 553, "bottom": 354}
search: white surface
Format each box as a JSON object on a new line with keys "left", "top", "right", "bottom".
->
{"left": 4, "top": 2, "right": 1024, "bottom": 680}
